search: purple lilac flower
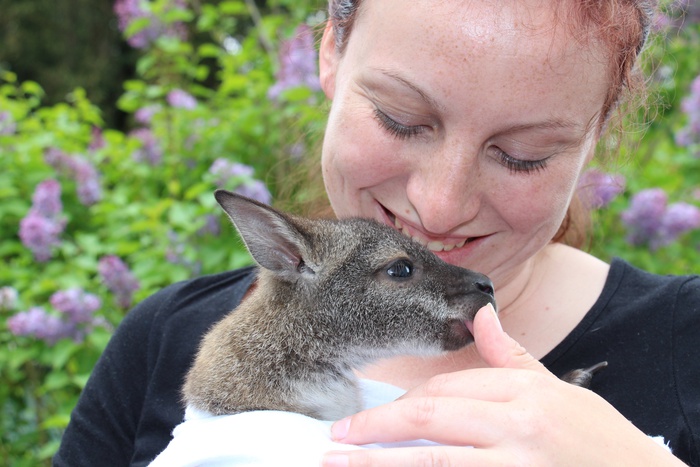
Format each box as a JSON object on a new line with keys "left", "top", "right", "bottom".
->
{"left": 167, "top": 89, "right": 197, "bottom": 110}
{"left": 209, "top": 158, "right": 255, "bottom": 186}
{"left": 19, "top": 213, "right": 64, "bottom": 262}
{"left": 197, "top": 214, "right": 221, "bottom": 237}
{"left": 0, "top": 111, "right": 16, "bottom": 135}
{"left": 653, "top": 202, "right": 700, "bottom": 249}
{"left": 577, "top": 169, "right": 626, "bottom": 209}
{"left": 89, "top": 127, "right": 106, "bottom": 151}
{"left": 267, "top": 24, "right": 321, "bottom": 100}
{"left": 0, "top": 286, "right": 19, "bottom": 310}
{"left": 234, "top": 180, "right": 272, "bottom": 205}
{"left": 621, "top": 188, "right": 668, "bottom": 246}
{"left": 676, "top": 74, "right": 700, "bottom": 149}
{"left": 130, "top": 128, "right": 163, "bottom": 165}
{"left": 165, "top": 231, "right": 202, "bottom": 275}
{"left": 50, "top": 289, "right": 101, "bottom": 324}
{"left": 114, "top": 0, "right": 188, "bottom": 49}
{"left": 98, "top": 255, "right": 140, "bottom": 309}
{"left": 44, "top": 148, "right": 102, "bottom": 205}
{"left": 621, "top": 188, "right": 700, "bottom": 249}
{"left": 19, "top": 180, "right": 67, "bottom": 262}
{"left": 7, "top": 307, "right": 77, "bottom": 345}
{"left": 135, "top": 105, "right": 160, "bottom": 125}
{"left": 31, "top": 179, "right": 63, "bottom": 219}
{"left": 72, "top": 158, "right": 102, "bottom": 205}
{"left": 207, "top": 158, "right": 272, "bottom": 204}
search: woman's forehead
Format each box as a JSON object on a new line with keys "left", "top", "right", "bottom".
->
{"left": 345, "top": 0, "right": 610, "bottom": 131}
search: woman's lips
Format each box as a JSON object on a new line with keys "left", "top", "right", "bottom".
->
{"left": 378, "top": 203, "right": 483, "bottom": 253}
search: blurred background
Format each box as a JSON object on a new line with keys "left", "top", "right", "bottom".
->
{"left": 0, "top": 0, "right": 699, "bottom": 464}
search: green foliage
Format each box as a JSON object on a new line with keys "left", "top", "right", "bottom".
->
{"left": 0, "top": 1, "right": 698, "bottom": 465}
{"left": 0, "top": 1, "right": 325, "bottom": 463}
{"left": 587, "top": 17, "right": 700, "bottom": 275}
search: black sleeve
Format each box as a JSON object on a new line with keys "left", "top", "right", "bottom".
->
{"left": 52, "top": 289, "right": 165, "bottom": 466}
{"left": 673, "top": 276, "right": 700, "bottom": 465}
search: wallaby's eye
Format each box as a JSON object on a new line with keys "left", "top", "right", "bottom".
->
{"left": 386, "top": 259, "right": 413, "bottom": 279}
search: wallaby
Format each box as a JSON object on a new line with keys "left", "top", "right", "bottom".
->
{"left": 183, "top": 190, "right": 604, "bottom": 421}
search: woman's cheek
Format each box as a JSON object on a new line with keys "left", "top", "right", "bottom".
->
{"left": 490, "top": 167, "right": 577, "bottom": 237}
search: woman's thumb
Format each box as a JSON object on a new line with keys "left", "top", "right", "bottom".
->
{"left": 473, "top": 303, "right": 552, "bottom": 376}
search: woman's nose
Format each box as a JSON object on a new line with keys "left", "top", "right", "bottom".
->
{"left": 406, "top": 145, "right": 484, "bottom": 234}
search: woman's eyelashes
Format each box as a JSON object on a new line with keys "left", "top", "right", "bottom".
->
{"left": 373, "top": 108, "right": 426, "bottom": 140}
{"left": 492, "top": 146, "right": 549, "bottom": 174}
{"left": 373, "top": 106, "right": 550, "bottom": 175}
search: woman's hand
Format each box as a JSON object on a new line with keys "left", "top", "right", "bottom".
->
{"left": 322, "top": 304, "right": 683, "bottom": 466}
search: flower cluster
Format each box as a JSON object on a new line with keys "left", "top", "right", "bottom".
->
{"left": 208, "top": 158, "right": 271, "bottom": 205}
{"left": 44, "top": 147, "right": 102, "bottom": 205}
{"left": 621, "top": 188, "right": 700, "bottom": 249}
{"left": 0, "top": 286, "right": 19, "bottom": 311}
{"left": 19, "top": 179, "right": 67, "bottom": 262}
{"left": 0, "top": 111, "right": 16, "bottom": 135}
{"left": 130, "top": 128, "right": 163, "bottom": 165}
{"left": 89, "top": 126, "right": 106, "bottom": 151}
{"left": 676, "top": 73, "right": 700, "bottom": 151}
{"left": 114, "top": 0, "right": 188, "bottom": 49}
{"left": 268, "top": 24, "right": 321, "bottom": 100}
{"left": 135, "top": 105, "right": 161, "bottom": 125}
{"left": 165, "top": 230, "right": 202, "bottom": 274}
{"left": 167, "top": 89, "right": 197, "bottom": 110}
{"left": 98, "top": 255, "right": 140, "bottom": 309}
{"left": 7, "top": 289, "right": 102, "bottom": 345}
{"left": 577, "top": 169, "right": 626, "bottom": 209}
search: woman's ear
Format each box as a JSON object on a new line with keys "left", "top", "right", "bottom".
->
{"left": 319, "top": 21, "right": 338, "bottom": 100}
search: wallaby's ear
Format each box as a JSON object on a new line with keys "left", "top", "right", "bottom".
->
{"left": 214, "top": 190, "right": 312, "bottom": 277}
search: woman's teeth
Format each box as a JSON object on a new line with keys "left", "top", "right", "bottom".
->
{"left": 393, "top": 217, "right": 470, "bottom": 252}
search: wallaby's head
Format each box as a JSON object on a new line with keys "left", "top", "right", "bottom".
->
{"left": 215, "top": 189, "right": 496, "bottom": 360}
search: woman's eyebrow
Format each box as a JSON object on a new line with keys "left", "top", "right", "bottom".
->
{"left": 369, "top": 67, "right": 445, "bottom": 111}
{"left": 500, "top": 119, "right": 583, "bottom": 134}
{"left": 497, "top": 119, "right": 594, "bottom": 146}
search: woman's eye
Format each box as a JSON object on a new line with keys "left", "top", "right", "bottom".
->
{"left": 373, "top": 108, "right": 425, "bottom": 140}
{"left": 493, "top": 147, "right": 549, "bottom": 174}
{"left": 386, "top": 259, "right": 414, "bottom": 279}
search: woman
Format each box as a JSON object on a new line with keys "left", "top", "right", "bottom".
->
{"left": 55, "top": 0, "right": 699, "bottom": 465}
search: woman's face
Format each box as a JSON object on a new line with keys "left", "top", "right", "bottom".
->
{"left": 319, "top": 0, "right": 610, "bottom": 287}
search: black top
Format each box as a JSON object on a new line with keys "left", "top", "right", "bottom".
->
{"left": 53, "top": 259, "right": 700, "bottom": 466}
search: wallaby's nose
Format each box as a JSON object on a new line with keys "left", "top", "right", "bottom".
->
{"left": 475, "top": 278, "right": 494, "bottom": 298}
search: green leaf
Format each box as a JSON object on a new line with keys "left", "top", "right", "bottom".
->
{"left": 219, "top": 1, "right": 247, "bottom": 15}
{"left": 42, "top": 371, "right": 71, "bottom": 392}
{"left": 163, "top": 8, "right": 194, "bottom": 24}
{"left": 20, "top": 81, "right": 45, "bottom": 98}
{"left": 47, "top": 340, "right": 80, "bottom": 369}
{"left": 198, "top": 43, "right": 221, "bottom": 59}
{"left": 124, "top": 17, "right": 152, "bottom": 38}
{"left": 41, "top": 414, "right": 70, "bottom": 430}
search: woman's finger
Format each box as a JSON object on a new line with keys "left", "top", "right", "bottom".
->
{"left": 330, "top": 396, "right": 511, "bottom": 447}
{"left": 323, "top": 445, "right": 507, "bottom": 467}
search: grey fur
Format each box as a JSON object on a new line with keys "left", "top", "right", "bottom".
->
{"left": 182, "top": 190, "right": 496, "bottom": 420}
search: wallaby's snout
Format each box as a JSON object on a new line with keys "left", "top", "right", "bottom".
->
{"left": 439, "top": 266, "right": 496, "bottom": 350}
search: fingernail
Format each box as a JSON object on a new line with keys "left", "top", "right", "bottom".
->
{"left": 486, "top": 303, "right": 502, "bottom": 331}
{"left": 331, "top": 417, "right": 351, "bottom": 441}
{"left": 322, "top": 452, "right": 349, "bottom": 467}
